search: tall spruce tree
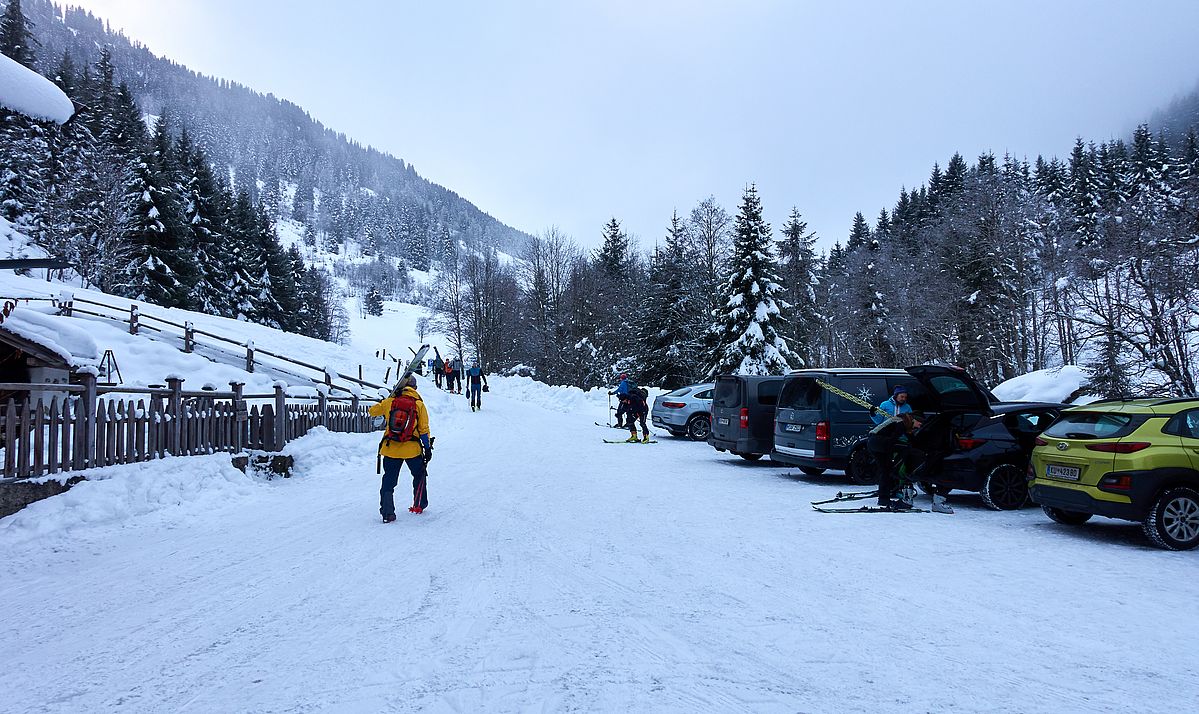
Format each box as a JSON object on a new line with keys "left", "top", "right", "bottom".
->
{"left": 638, "top": 211, "right": 702, "bottom": 388}
{"left": 709, "top": 185, "right": 797, "bottom": 376}
{"left": 0, "top": 0, "right": 37, "bottom": 68}
{"left": 777, "top": 207, "right": 818, "bottom": 367}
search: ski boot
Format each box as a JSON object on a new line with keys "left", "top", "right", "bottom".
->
{"left": 382, "top": 514, "right": 396, "bottom": 523}
{"left": 641, "top": 432, "right": 651, "bottom": 443}
{"left": 625, "top": 434, "right": 639, "bottom": 443}
{"left": 931, "top": 494, "right": 954, "bottom": 514}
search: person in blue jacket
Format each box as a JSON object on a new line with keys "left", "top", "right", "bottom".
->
{"left": 466, "top": 361, "right": 488, "bottom": 411}
{"left": 609, "top": 372, "right": 630, "bottom": 428}
{"left": 870, "top": 385, "right": 914, "bottom": 425}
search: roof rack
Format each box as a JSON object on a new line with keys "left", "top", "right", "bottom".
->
{"left": 1150, "top": 397, "right": 1199, "bottom": 407}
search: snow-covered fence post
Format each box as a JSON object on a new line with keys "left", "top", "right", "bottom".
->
{"left": 230, "top": 381, "right": 245, "bottom": 453}
{"left": 183, "top": 322, "right": 195, "bottom": 353}
{"left": 273, "top": 382, "right": 287, "bottom": 448}
{"left": 79, "top": 368, "right": 97, "bottom": 469}
{"left": 129, "top": 305, "right": 139, "bottom": 335}
{"left": 57, "top": 291, "right": 73, "bottom": 317}
{"left": 317, "top": 385, "right": 329, "bottom": 428}
{"left": 166, "top": 376, "right": 183, "bottom": 456}
{"left": 245, "top": 341, "right": 255, "bottom": 373}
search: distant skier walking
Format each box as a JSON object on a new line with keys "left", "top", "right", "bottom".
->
{"left": 369, "top": 374, "right": 434, "bottom": 519}
{"left": 433, "top": 351, "right": 445, "bottom": 390}
{"left": 466, "top": 361, "right": 488, "bottom": 411}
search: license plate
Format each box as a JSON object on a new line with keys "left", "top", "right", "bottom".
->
{"left": 1045, "top": 464, "right": 1081, "bottom": 482}
{"left": 784, "top": 423, "right": 805, "bottom": 433}
{"left": 718, "top": 417, "right": 730, "bottom": 426}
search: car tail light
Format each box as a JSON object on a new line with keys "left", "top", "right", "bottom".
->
{"left": 1085, "top": 442, "right": 1151, "bottom": 454}
{"left": 1098, "top": 474, "right": 1134, "bottom": 491}
{"left": 956, "top": 436, "right": 987, "bottom": 450}
{"left": 662, "top": 402, "right": 686, "bottom": 408}
{"left": 739, "top": 407, "right": 749, "bottom": 430}
{"left": 1034, "top": 437, "right": 1048, "bottom": 447}
{"left": 815, "top": 421, "right": 829, "bottom": 441}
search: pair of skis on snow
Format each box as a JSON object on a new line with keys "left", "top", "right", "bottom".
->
{"left": 810, "top": 489, "right": 930, "bottom": 514}
{"left": 596, "top": 421, "right": 659, "bottom": 444}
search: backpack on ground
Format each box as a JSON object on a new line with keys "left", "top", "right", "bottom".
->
{"left": 384, "top": 393, "right": 420, "bottom": 443}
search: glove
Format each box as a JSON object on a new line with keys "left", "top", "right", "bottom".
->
{"left": 423, "top": 445, "right": 433, "bottom": 464}
{"left": 869, "top": 406, "right": 879, "bottom": 416}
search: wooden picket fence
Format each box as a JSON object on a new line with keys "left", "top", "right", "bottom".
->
{"left": 0, "top": 376, "right": 376, "bottom": 481}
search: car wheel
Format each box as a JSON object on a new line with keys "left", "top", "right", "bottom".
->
{"left": 799, "top": 466, "right": 825, "bottom": 476}
{"left": 686, "top": 415, "right": 711, "bottom": 441}
{"left": 980, "top": 464, "right": 1029, "bottom": 510}
{"left": 1042, "top": 505, "right": 1093, "bottom": 526}
{"left": 1142, "top": 487, "right": 1199, "bottom": 551}
{"left": 847, "top": 448, "right": 875, "bottom": 485}
{"left": 738, "top": 453, "right": 763, "bottom": 462}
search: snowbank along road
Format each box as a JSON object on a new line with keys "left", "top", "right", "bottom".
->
{"left": 2, "top": 377, "right": 1197, "bottom": 713}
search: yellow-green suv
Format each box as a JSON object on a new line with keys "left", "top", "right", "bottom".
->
{"left": 1029, "top": 398, "right": 1199, "bottom": 550}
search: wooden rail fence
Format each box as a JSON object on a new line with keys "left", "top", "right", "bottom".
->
{"left": 0, "top": 374, "right": 376, "bottom": 481}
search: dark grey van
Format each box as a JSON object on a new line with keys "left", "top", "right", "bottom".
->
{"left": 772, "top": 368, "right": 916, "bottom": 480}
{"left": 708, "top": 375, "right": 785, "bottom": 461}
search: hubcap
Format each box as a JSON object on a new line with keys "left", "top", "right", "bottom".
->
{"left": 1163, "top": 496, "right": 1199, "bottom": 543}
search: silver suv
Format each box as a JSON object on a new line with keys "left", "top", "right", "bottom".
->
{"left": 652, "top": 383, "right": 715, "bottom": 440}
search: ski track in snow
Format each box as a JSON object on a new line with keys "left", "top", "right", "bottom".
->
{"left": 3, "top": 384, "right": 1198, "bottom": 713}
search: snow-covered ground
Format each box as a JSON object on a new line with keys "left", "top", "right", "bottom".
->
{"left": 3, "top": 374, "right": 1196, "bottom": 712}
{"left": 2, "top": 221, "right": 1193, "bottom": 710}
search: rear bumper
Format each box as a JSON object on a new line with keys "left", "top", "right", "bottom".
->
{"left": 651, "top": 410, "right": 688, "bottom": 428}
{"left": 770, "top": 446, "right": 845, "bottom": 470}
{"left": 708, "top": 436, "right": 769, "bottom": 455}
{"left": 1029, "top": 481, "right": 1142, "bottom": 521}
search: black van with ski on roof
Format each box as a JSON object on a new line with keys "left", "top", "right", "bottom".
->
{"left": 708, "top": 375, "right": 786, "bottom": 461}
{"left": 771, "top": 368, "right": 920, "bottom": 479}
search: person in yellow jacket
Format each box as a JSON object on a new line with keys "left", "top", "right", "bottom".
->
{"left": 368, "top": 374, "right": 433, "bottom": 520}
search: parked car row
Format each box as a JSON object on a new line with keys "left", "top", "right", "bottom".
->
{"left": 657, "top": 365, "right": 1199, "bottom": 550}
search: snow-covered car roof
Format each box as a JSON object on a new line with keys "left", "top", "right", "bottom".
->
{"left": 0, "top": 54, "right": 74, "bottom": 124}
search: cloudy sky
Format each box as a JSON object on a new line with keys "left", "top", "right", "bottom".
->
{"left": 70, "top": 0, "right": 1199, "bottom": 251}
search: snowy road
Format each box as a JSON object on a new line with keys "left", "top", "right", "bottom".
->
{"left": 3, "top": 381, "right": 1198, "bottom": 713}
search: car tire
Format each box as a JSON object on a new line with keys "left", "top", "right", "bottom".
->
{"left": 1042, "top": 505, "right": 1092, "bottom": 526}
{"left": 980, "top": 463, "right": 1029, "bottom": 510}
{"left": 737, "top": 453, "right": 763, "bottom": 462}
{"left": 1142, "top": 487, "right": 1199, "bottom": 551}
{"left": 847, "top": 448, "right": 875, "bottom": 485}
{"left": 799, "top": 466, "right": 825, "bottom": 476}
{"left": 686, "top": 415, "right": 711, "bottom": 442}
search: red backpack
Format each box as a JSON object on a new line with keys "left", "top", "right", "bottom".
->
{"left": 384, "top": 393, "right": 420, "bottom": 443}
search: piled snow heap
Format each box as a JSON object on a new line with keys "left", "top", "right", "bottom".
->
{"left": 993, "top": 365, "right": 1088, "bottom": 404}
{"left": 0, "top": 54, "right": 74, "bottom": 123}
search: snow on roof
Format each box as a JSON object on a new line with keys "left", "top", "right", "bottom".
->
{"left": 0, "top": 308, "right": 99, "bottom": 368}
{"left": 0, "top": 54, "right": 74, "bottom": 124}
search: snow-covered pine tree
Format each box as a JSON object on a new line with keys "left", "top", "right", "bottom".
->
{"left": 179, "top": 130, "right": 231, "bottom": 314}
{"left": 637, "top": 211, "right": 702, "bottom": 389}
{"left": 777, "top": 207, "right": 818, "bottom": 368}
{"left": 364, "top": 287, "right": 384, "bottom": 316}
{"left": 0, "top": 0, "right": 37, "bottom": 69}
{"left": 709, "top": 185, "right": 797, "bottom": 376}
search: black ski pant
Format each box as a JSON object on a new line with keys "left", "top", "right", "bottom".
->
{"left": 434, "top": 369, "right": 443, "bottom": 388}
{"left": 628, "top": 407, "right": 648, "bottom": 437}
{"left": 614, "top": 398, "right": 628, "bottom": 426}
{"left": 871, "top": 444, "right": 903, "bottom": 505}
{"left": 380, "top": 455, "right": 429, "bottom": 516}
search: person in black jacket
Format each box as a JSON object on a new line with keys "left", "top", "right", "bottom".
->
{"left": 867, "top": 412, "right": 917, "bottom": 510}
{"left": 624, "top": 387, "right": 651, "bottom": 443}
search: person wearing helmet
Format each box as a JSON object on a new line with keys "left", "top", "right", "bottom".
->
{"left": 368, "top": 373, "right": 433, "bottom": 519}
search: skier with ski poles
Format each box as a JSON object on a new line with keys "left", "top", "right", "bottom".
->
{"left": 609, "top": 372, "right": 631, "bottom": 428}
{"left": 369, "top": 373, "right": 434, "bottom": 520}
{"left": 466, "top": 360, "right": 488, "bottom": 411}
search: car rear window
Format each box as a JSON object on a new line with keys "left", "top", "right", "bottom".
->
{"left": 1043, "top": 412, "right": 1138, "bottom": 440}
{"left": 666, "top": 387, "right": 693, "bottom": 397}
{"left": 780, "top": 377, "right": 821, "bottom": 409}
{"left": 713, "top": 379, "right": 741, "bottom": 407}
{"left": 694, "top": 389, "right": 714, "bottom": 400}
{"left": 757, "top": 380, "right": 782, "bottom": 406}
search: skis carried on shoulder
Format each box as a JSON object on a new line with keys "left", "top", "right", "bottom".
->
{"left": 810, "top": 489, "right": 879, "bottom": 506}
{"left": 812, "top": 504, "right": 928, "bottom": 514}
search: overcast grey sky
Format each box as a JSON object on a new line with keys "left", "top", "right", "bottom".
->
{"left": 70, "top": 0, "right": 1199, "bottom": 252}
